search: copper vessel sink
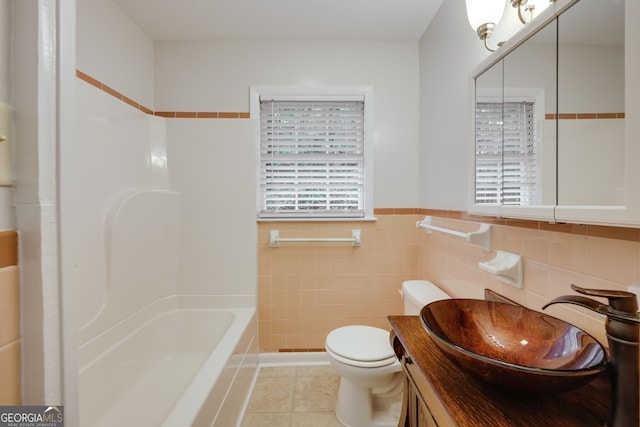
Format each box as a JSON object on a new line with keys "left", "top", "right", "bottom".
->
{"left": 420, "top": 299, "right": 608, "bottom": 393}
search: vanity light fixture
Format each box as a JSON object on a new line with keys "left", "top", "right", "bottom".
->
{"left": 465, "top": 0, "right": 507, "bottom": 52}
{"left": 510, "top": 0, "right": 555, "bottom": 24}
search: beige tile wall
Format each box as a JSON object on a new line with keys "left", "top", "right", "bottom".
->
{"left": 257, "top": 213, "right": 421, "bottom": 352}
{"left": 419, "top": 215, "right": 640, "bottom": 346}
{"left": 0, "top": 231, "right": 20, "bottom": 404}
{"left": 258, "top": 211, "right": 640, "bottom": 352}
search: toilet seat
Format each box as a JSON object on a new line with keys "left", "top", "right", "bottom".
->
{"left": 325, "top": 325, "right": 397, "bottom": 368}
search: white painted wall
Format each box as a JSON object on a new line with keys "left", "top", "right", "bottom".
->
{"left": 418, "top": 0, "right": 547, "bottom": 210}
{"left": 76, "top": 0, "right": 155, "bottom": 108}
{"left": 557, "top": 44, "right": 625, "bottom": 206}
{"left": 418, "top": 0, "right": 487, "bottom": 210}
{"left": 559, "top": 45, "right": 624, "bottom": 112}
{"left": 559, "top": 119, "right": 625, "bottom": 205}
{"left": 155, "top": 40, "right": 421, "bottom": 208}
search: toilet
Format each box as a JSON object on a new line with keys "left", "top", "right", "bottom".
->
{"left": 325, "top": 280, "right": 450, "bottom": 427}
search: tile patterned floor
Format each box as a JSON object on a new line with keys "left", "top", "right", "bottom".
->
{"left": 240, "top": 364, "right": 344, "bottom": 427}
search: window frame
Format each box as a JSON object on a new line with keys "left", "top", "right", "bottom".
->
{"left": 250, "top": 85, "right": 374, "bottom": 221}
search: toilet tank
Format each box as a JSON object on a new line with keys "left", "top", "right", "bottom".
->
{"left": 401, "top": 280, "right": 450, "bottom": 315}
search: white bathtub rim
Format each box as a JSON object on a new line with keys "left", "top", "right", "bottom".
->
{"left": 162, "top": 309, "right": 256, "bottom": 427}
{"left": 235, "top": 360, "right": 262, "bottom": 427}
{"left": 79, "top": 293, "right": 255, "bottom": 345}
{"left": 79, "top": 294, "right": 255, "bottom": 368}
{"left": 79, "top": 295, "right": 256, "bottom": 427}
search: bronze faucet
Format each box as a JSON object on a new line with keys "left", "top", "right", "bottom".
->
{"left": 543, "top": 284, "right": 640, "bottom": 427}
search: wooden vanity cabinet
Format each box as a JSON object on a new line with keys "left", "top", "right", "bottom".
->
{"left": 388, "top": 315, "right": 611, "bottom": 427}
{"left": 391, "top": 321, "right": 454, "bottom": 427}
{"left": 397, "top": 353, "right": 438, "bottom": 427}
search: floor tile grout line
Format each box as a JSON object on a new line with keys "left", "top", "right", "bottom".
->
{"left": 241, "top": 364, "right": 343, "bottom": 426}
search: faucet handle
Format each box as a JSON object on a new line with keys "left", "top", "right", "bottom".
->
{"left": 571, "top": 284, "right": 639, "bottom": 314}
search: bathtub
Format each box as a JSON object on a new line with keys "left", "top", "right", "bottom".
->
{"left": 79, "top": 295, "right": 257, "bottom": 427}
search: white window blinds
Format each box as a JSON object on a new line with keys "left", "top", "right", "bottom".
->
{"left": 475, "top": 102, "right": 503, "bottom": 205}
{"left": 259, "top": 98, "right": 365, "bottom": 218}
{"left": 475, "top": 101, "right": 537, "bottom": 205}
{"left": 503, "top": 101, "right": 537, "bottom": 205}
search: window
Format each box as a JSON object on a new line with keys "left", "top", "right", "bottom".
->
{"left": 475, "top": 100, "right": 537, "bottom": 205}
{"left": 251, "top": 87, "right": 373, "bottom": 219}
{"left": 475, "top": 102, "right": 503, "bottom": 205}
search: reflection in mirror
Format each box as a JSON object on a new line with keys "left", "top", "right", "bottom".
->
{"left": 474, "top": 61, "right": 503, "bottom": 206}
{"left": 474, "top": 20, "right": 557, "bottom": 207}
{"left": 502, "top": 21, "right": 557, "bottom": 206}
{"left": 557, "top": 0, "right": 625, "bottom": 206}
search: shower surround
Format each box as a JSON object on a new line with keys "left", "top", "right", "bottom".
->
{"left": 73, "top": 76, "right": 258, "bottom": 426}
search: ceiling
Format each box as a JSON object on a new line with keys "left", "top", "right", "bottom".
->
{"left": 112, "top": 0, "right": 444, "bottom": 41}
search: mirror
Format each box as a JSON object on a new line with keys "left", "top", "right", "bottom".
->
{"left": 474, "top": 60, "right": 503, "bottom": 208}
{"left": 503, "top": 21, "right": 557, "bottom": 207}
{"left": 557, "top": 0, "right": 625, "bottom": 206}
{"left": 474, "top": 19, "right": 557, "bottom": 209}
{"left": 472, "top": 0, "right": 631, "bottom": 224}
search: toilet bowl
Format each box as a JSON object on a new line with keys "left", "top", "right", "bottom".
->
{"left": 326, "top": 325, "right": 403, "bottom": 427}
{"left": 325, "top": 280, "right": 450, "bottom": 427}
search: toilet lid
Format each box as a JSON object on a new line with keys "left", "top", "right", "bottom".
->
{"left": 325, "top": 325, "right": 395, "bottom": 362}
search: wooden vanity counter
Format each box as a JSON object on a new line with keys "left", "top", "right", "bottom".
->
{"left": 388, "top": 315, "right": 611, "bottom": 427}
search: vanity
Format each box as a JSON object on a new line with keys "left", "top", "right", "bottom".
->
{"left": 388, "top": 315, "right": 610, "bottom": 426}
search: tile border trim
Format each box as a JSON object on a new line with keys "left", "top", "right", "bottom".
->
{"left": 263, "top": 208, "right": 640, "bottom": 242}
{"left": 76, "top": 70, "right": 250, "bottom": 119}
{"left": 545, "top": 112, "right": 625, "bottom": 120}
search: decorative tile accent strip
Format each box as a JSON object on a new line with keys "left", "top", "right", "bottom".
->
{"left": 279, "top": 348, "right": 326, "bottom": 353}
{"left": 76, "top": 70, "right": 250, "bottom": 119}
{"left": 373, "top": 208, "right": 418, "bottom": 215}
{"left": 0, "top": 231, "right": 17, "bottom": 269}
{"left": 545, "top": 112, "right": 625, "bottom": 120}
